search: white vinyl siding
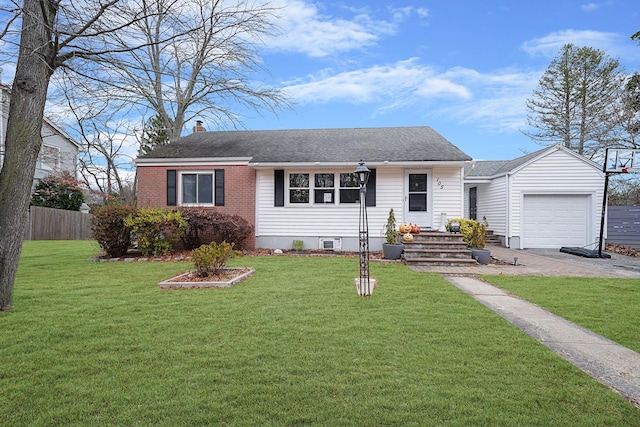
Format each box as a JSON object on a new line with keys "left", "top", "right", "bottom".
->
{"left": 33, "top": 122, "right": 78, "bottom": 181}
{"left": 476, "top": 177, "right": 507, "bottom": 236}
{"left": 256, "top": 166, "right": 465, "bottom": 240}
{"left": 510, "top": 150, "right": 604, "bottom": 248}
{"left": 431, "top": 167, "right": 465, "bottom": 230}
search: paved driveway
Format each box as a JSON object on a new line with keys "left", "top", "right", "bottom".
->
{"left": 409, "top": 245, "right": 640, "bottom": 278}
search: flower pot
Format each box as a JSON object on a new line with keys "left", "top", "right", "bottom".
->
{"left": 471, "top": 248, "right": 491, "bottom": 265}
{"left": 383, "top": 243, "right": 404, "bottom": 260}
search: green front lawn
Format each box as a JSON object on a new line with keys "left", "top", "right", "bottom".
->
{"left": 484, "top": 275, "right": 640, "bottom": 353}
{"left": 1, "top": 241, "right": 637, "bottom": 425}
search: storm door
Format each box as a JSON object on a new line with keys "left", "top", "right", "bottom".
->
{"left": 404, "top": 171, "right": 431, "bottom": 227}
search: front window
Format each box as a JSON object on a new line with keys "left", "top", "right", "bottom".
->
{"left": 287, "top": 171, "right": 361, "bottom": 205}
{"left": 339, "top": 173, "right": 359, "bottom": 204}
{"left": 289, "top": 173, "right": 309, "bottom": 204}
{"left": 181, "top": 172, "right": 213, "bottom": 205}
{"left": 314, "top": 173, "right": 334, "bottom": 204}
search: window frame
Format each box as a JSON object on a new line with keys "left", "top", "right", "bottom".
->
{"left": 178, "top": 171, "right": 214, "bottom": 206}
{"left": 285, "top": 171, "right": 362, "bottom": 206}
{"left": 38, "top": 145, "right": 60, "bottom": 171}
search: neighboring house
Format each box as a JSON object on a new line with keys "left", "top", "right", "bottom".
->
{"left": 0, "top": 83, "right": 80, "bottom": 184}
{"left": 135, "top": 126, "right": 473, "bottom": 250}
{"left": 464, "top": 145, "right": 606, "bottom": 249}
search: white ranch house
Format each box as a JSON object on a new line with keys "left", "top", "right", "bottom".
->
{"left": 135, "top": 127, "right": 606, "bottom": 251}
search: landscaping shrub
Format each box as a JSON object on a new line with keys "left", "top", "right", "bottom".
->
{"left": 124, "top": 208, "right": 187, "bottom": 256}
{"left": 91, "top": 204, "right": 137, "bottom": 257}
{"left": 191, "top": 241, "right": 242, "bottom": 277}
{"left": 179, "top": 208, "right": 254, "bottom": 250}
{"left": 31, "top": 171, "right": 85, "bottom": 211}
{"left": 446, "top": 217, "right": 479, "bottom": 247}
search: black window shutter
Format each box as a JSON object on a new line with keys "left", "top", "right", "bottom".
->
{"left": 167, "top": 169, "right": 177, "bottom": 206}
{"left": 274, "top": 169, "right": 284, "bottom": 207}
{"left": 214, "top": 169, "right": 225, "bottom": 206}
{"left": 365, "top": 169, "right": 376, "bottom": 207}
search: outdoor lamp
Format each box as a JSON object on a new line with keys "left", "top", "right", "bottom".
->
{"left": 355, "top": 160, "right": 372, "bottom": 296}
{"left": 355, "top": 161, "right": 370, "bottom": 189}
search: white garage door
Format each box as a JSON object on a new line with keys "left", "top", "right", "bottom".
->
{"left": 522, "top": 195, "right": 589, "bottom": 248}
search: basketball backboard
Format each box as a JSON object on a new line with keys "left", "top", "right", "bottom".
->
{"left": 604, "top": 148, "right": 640, "bottom": 173}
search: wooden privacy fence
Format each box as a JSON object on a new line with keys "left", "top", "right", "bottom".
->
{"left": 25, "top": 206, "right": 93, "bottom": 240}
{"left": 607, "top": 206, "right": 640, "bottom": 249}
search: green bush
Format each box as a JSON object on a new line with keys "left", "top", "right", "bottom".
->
{"left": 91, "top": 204, "right": 137, "bottom": 257}
{"left": 446, "top": 217, "right": 486, "bottom": 248}
{"left": 179, "top": 208, "right": 254, "bottom": 250}
{"left": 124, "top": 208, "right": 187, "bottom": 256}
{"left": 31, "top": 171, "right": 85, "bottom": 211}
{"left": 191, "top": 241, "right": 242, "bottom": 277}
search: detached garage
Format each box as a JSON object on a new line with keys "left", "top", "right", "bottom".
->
{"left": 522, "top": 194, "right": 591, "bottom": 248}
{"left": 465, "top": 146, "right": 605, "bottom": 249}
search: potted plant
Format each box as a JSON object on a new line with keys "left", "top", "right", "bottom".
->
{"left": 447, "top": 217, "right": 491, "bottom": 264}
{"left": 469, "top": 216, "right": 491, "bottom": 265}
{"left": 383, "top": 208, "right": 404, "bottom": 260}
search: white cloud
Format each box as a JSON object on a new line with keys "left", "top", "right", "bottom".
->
{"left": 416, "top": 7, "right": 430, "bottom": 19}
{"left": 521, "top": 29, "right": 626, "bottom": 58}
{"left": 437, "top": 67, "right": 542, "bottom": 133}
{"left": 580, "top": 2, "right": 600, "bottom": 11}
{"left": 281, "top": 58, "right": 540, "bottom": 133}
{"left": 283, "top": 58, "right": 470, "bottom": 105}
{"left": 267, "top": 0, "right": 396, "bottom": 57}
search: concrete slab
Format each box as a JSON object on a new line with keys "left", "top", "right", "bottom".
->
{"left": 446, "top": 276, "right": 640, "bottom": 407}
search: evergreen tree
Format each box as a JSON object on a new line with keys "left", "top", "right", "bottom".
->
{"left": 139, "top": 114, "right": 170, "bottom": 156}
{"left": 524, "top": 44, "right": 624, "bottom": 159}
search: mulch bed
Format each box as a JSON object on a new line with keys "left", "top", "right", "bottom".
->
{"left": 166, "top": 268, "right": 253, "bottom": 282}
{"left": 94, "top": 243, "right": 640, "bottom": 264}
{"left": 606, "top": 243, "right": 640, "bottom": 257}
{"left": 93, "top": 248, "right": 384, "bottom": 262}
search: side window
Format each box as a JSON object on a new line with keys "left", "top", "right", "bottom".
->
{"left": 314, "top": 173, "right": 334, "bottom": 204}
{"left": 38, "top": 145, "right": 60, "bottom": 171}
{"left": 339, "top": 173, "right": 359, "bottom": 203}
{"left": 181, "top": 172, "right": 213, "bottom": 205}
{"left": 289, "top": 173, "right": 309, "bottom": 204}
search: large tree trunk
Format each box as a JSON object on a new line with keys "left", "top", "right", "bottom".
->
{"left": 0, "top": 0, "right": 57, "bottom": 311}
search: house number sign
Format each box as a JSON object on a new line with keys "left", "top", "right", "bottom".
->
{"left": 436, "top": 178, "right": 444, "bottom": 189}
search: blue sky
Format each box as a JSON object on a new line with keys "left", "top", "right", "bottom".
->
{"left": 235, "top": 0, "right": 640, "bottom": 160}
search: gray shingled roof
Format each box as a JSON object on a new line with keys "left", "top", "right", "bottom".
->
{"left": 464, "top": 148, "right": 549, "bottom": 177}
{"left": 138, "top": 126, "right": 472, "bottom": 163}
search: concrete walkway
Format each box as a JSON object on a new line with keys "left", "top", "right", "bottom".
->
{"left": 445, "top": 276, "right": 640, "bottom": 407}
{"left": 409, "top": 245, "right": 640, "bottom": 278}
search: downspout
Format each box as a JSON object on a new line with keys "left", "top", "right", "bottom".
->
{"left": 505, "top": 173, "right": 511, "bottom": 248}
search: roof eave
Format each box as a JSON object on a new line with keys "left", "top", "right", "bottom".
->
{"left": 249, "top": 160, "right": 471, "bottom": 169}
{"left": 135, "top": 157, "right": 252, "bottom": 166}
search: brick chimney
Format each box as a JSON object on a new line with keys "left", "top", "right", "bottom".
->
{"left": 192, "top": 120, "right": 206, "bottom": 133}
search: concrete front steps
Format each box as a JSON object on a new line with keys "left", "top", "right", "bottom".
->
{"left": 402, "top": 231, "right": 477, "bottom": 267}
{"left": 485, "top": 229, "right": 502, "bottom": 245}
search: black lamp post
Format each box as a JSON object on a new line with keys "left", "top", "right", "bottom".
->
{"left": 355, "top": 161, "right": 371, "bottom": 296}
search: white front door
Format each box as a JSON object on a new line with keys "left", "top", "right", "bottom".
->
{"left": 404, "top": 170, "right": 432, "bottom": 227}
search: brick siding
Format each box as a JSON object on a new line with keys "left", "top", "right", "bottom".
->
{"left": 136, "top": 165, "right": 256, "bottom": 248}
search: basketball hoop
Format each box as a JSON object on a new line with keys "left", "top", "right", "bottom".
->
{"left": 604, "top": 148, "right": 640, "bottom": 174}
{"left": 622, "top": 167, "right": 640, "bottom": 174}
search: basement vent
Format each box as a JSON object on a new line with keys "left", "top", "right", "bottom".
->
{"left": 319, "top": 238, "right": 341, "bottom": 251}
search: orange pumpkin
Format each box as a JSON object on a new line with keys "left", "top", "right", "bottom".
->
{"left": 402, "top": 233, "right": 414, "bottom": 243}
{"left": 411, "top": 224, "right": 421, "bottom": 234}
{"left": 399, "top": 223, "right": 412, "bottom": 234}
